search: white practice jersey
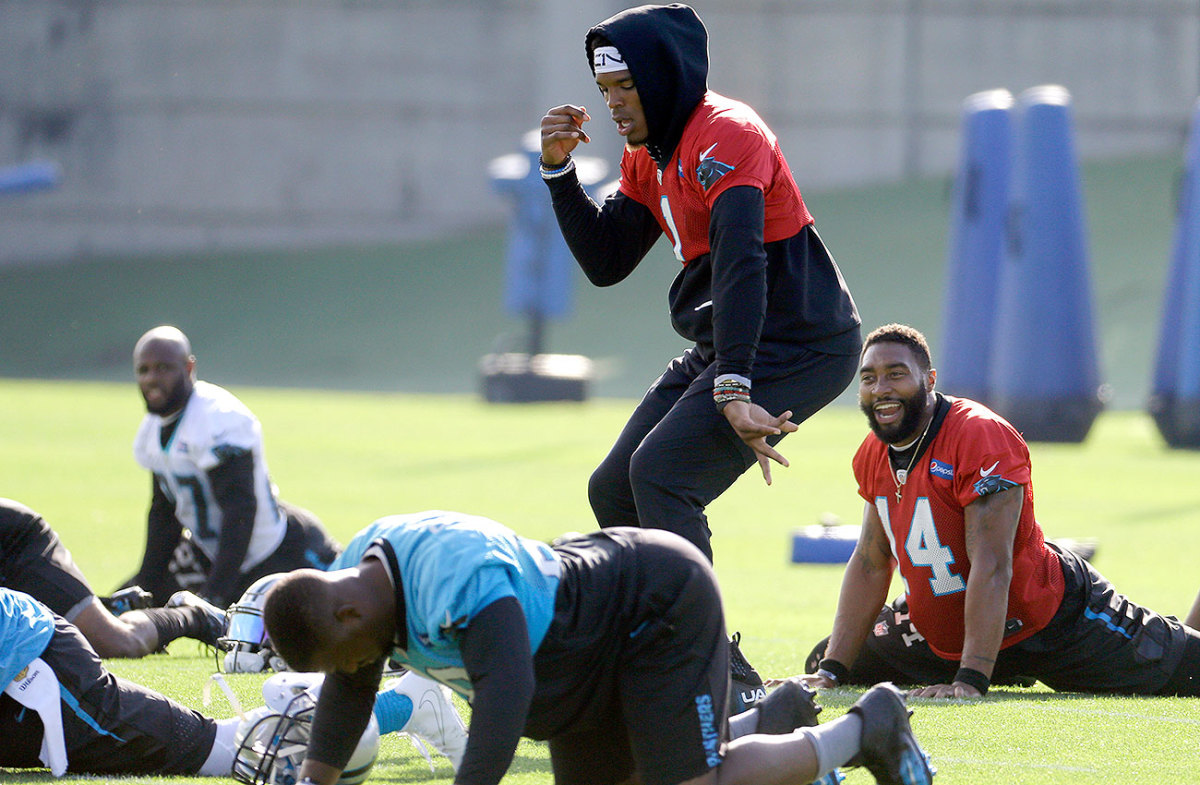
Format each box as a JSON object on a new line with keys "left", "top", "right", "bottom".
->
{"left": 133, "top": 381, "right": 287, "bottom": 570}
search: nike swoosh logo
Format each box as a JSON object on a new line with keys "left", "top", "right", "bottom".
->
{"left": 419, "top": 691, "right": 445, "bottom": 735}
{"left": 980, "top": 461, "right": 1000, "bottom": 477}
{"left": 694, "top": 300, "right": 713, "bottom": 311}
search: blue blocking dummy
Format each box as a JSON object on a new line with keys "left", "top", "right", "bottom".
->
{"left": 938, "top": 89, "right": 1014, "bottom": 405}
{"left": 1149, "top": 98, "right": 1200, "bottom": 448}
{"left": 488, "top": 130, "right": 610, "bottom": 328}
{"left": 988, "top": 85, "right": 1103, "bottom": 442}
{"left": 0, "top": 160, "right": 61, "bottom": 195}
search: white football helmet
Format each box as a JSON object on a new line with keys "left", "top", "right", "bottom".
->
{"left": 219, "top": 573, "right": 290, "bottom": 673}
{"left": 232, "top": 675, "right": 379, "bottom": 785}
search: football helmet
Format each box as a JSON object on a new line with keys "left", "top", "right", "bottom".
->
{"left": 232, "top": 675, "right": 379, "bottom": 785}
{"left": 219, "top": 572, "right": 290, "bottom": 673}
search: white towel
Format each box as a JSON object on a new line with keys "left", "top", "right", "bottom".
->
{"left": 4, "top": 657, "right": 68, "bottom": 776}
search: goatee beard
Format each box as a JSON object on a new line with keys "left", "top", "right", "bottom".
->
{"left": 862, "top": 384, "right": 930, "bottom": 445}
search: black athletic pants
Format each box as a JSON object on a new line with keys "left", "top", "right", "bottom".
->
{"left": 588, "top": 345, "right": 858, "bottom": 562}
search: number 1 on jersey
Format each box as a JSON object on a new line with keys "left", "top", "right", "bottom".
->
{"left": 660, "top": 195, "right": 684, "bottom": 262}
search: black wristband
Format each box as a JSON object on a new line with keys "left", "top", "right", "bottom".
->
{"left": 954, "top": 666, "right": 990, "bottom": 695}
{"left": 817, "top": 658, "right": 849, "bottom": 685}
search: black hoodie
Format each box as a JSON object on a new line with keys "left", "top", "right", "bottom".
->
{"left": 546, "top": 4, "right": 861, "bottom": 381}
{"left": 586, "top": 3, "right": 708, "bottom": 169}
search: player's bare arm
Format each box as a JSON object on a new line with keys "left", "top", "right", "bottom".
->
{"left": 720, "top": 400, "right": 799, "bottom": 485}
{"left": 801, "top": 503, "right": 895, "bottom": 690}
{"left": 910, "top": 485, "right": 1022, "bottom": 700}
{"left": 539, "top": 104, "right": 591, "bottom": 166}
{"left": 296, "top": 757, "right": 342, "bottom": 785}
{"left": 1186, "top": 589, "right": 1200, "bottom": 630}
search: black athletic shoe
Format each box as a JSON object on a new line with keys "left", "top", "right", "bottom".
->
{"left": 756, "top": 677, "right": 822, "bottom": 734}
{"left": 101, "top": 586, "right": 154, "bottom": 616}
{"left": 847, "top": 683, "right": 935, "bottom": 785}
{"left": 166, "top": 590, "right": 228, "bottom": 647}
{"left": 729, "top": 631, "right": 765, "bottom": 712}
{"left": 805, "top": 634, "right": 831, "bottom": 675}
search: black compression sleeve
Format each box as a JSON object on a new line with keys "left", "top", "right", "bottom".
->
{"left": 135, "top": 476, "right": 183, "bottom": 602}
{"left": 203, "top": 448, "right": 257, "bottom": 606}
{"left": 306, "top": 660, "right": 385, "bottom": 771}
{"left": 454, "top": 597, "right": 535, "bottom": 785}
{"left": 709, "top": 185, "right": 768, "bottom": 379}
{"left": 544, "top": 169, "right": 661, "bottom": 286}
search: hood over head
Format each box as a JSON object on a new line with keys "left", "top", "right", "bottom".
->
{"left": 586, "top": 4, "right": 709, "bottom": 168}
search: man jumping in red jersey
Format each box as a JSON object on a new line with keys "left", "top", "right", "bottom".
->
{"left": 802, "top": 323, "right": 1200, "bottom": 698}
{"left": 538, "top": 3, "right": 862, "bottom": 709}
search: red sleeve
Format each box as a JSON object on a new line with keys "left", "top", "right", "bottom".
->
{"left": 948, "top": 411, "right": 1032, "bottom": 508}
{"left": 696, "top": 122, "right": 776, "bottom": 206}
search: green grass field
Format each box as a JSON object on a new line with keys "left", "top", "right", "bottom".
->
{"left": 2, "top": 378, "right": 1199, "bottom": 784}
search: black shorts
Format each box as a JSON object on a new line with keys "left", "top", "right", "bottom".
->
{"left": 0, "top": 499, "right": 93, "bottom": 620}
{"left": 818, "top": 547, "right": 1200, "bottom": 695}
{"left": 149, "top": 500, "right": 342, "bottom": 607}
{"left": 235, "top": 501, "right": 342, "bottom": 595}
{"left": 530, "top": 528, "right": 729, "bottom": 785}
{"left": 998, "top": 548, "right": 1198, "bottom": 695}
{"left": 0, "top": 617, "right": 216, "bottom": 774}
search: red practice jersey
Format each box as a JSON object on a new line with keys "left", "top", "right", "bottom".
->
{"left": 617, "top": 91, "right": 812, "bottom": 264}
{"left": 852, "top": 396, "right": 1065, "bottom": 659}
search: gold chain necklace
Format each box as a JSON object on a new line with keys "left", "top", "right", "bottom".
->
{"left": 891, "top": 416, "right": 933, "bottom": 502}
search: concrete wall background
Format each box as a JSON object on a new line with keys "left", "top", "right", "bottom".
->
{"left": 2, "top": 0, "right": 1198, "bottom": 264}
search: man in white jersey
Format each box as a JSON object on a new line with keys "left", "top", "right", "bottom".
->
{"left": 125, "top": 326, "right": 341, "bottom": 610}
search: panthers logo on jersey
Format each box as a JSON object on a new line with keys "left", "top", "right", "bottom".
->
{"left": 695, "top": 142, "right": 734, "bottom": 190}
{"left": 973, "top": 462, "right": 1019, "bottom": 497}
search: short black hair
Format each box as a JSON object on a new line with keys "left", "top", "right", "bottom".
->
{"left": 262, "top": 571, "right": 334, "bottom": 673}
{"left": 862, "top": 323, "right": 933, "bottom": 373}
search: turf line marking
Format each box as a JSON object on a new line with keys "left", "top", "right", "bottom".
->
{"left": 930, "top": 757, "right": 1096, "bottom": 773}
{"left": 1032, "top": 705, "right": 1200, "bottom": 726}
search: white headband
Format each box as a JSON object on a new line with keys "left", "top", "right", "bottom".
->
{"left": 593, "top": 46, "right": 628, "bottom": 74}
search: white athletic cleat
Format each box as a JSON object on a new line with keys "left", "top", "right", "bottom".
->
{"left": 383, "top": 672, "right": 469, "bottom": 771}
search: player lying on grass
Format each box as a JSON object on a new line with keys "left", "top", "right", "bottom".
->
{"left": 801, "top": 324, "right": 1200, "bottom": 699}
{"left": 1, "top": 496, "right": 224, "bottom": 658}
{"left": 0, "top": 586, "right": 466, "bottom": 778}
{"left": 262, "top": 510, "right": 936, "bottom": 785}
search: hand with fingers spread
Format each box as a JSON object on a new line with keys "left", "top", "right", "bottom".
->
{"left": 720, "top": 401, "right": 798, "bottom": 485}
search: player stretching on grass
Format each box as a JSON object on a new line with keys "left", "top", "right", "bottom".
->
{"left": 125, "top": 325, "right": 341, "bottom": 611}
{"left": 0, "top": 497, "right": 222, "bottom": 657}
{"left": 0, "top": 586, "right": 465, "bottom": 778}
{"left": 261, "top": 510, "right": 935, "bottom": 785}
{"left": 803, "top": 324, "right": 1200, "bottom": 698}
{"left": 538, "top": 1, "right": 861, "bottom": 709}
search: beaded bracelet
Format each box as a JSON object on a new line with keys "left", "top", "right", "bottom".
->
{"left": 539, "top": 155, "right": 576, "bottom": 180}
{"left": 713, "top": 373, "right": 752, "bottom": 411}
